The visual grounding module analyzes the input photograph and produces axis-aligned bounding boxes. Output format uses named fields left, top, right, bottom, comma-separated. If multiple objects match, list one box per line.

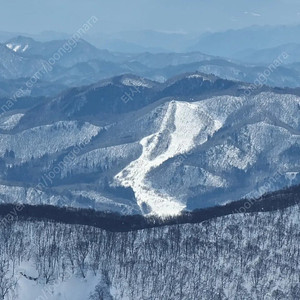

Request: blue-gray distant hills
left=1, top=34, right=300, bottom=100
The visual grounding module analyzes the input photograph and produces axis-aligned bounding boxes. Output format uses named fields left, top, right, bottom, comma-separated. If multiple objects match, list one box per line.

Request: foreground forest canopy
left=0, top=197, right=300, bottom=299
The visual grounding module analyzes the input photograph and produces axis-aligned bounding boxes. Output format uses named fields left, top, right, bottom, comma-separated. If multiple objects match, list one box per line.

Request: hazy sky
left=1, top=0, right=300, bottom=34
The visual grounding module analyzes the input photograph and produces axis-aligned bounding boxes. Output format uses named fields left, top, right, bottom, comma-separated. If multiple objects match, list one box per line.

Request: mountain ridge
left=0, top=73, right=299, bottom=216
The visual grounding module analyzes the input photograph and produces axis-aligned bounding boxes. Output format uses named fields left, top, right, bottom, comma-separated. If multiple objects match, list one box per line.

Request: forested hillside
left=1, top=198, right=300, bottom=299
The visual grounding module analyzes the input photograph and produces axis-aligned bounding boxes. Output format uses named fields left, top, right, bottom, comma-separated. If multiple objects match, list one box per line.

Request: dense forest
left=0, top=185, right=300, bottom=298
left=0, top=202, right=300, bottom=299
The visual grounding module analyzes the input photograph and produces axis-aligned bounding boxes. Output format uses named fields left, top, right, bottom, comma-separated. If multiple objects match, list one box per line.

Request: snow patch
left=0, top=113, right=24, bottom=130
left=6, top=43, right=29, bottom=53
left=121, top=77, right=151, bottom=88
left=187, top=74, right=212, bottom=81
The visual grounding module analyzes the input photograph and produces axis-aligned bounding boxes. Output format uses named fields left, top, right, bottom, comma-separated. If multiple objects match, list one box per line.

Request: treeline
left=0, top=184, right=300, bottom=232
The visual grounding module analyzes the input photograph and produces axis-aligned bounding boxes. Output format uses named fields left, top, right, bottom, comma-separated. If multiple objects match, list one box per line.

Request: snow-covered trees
left=0, top=259, right=17, bottom=300
left=0, top=203, right=300, bottom=299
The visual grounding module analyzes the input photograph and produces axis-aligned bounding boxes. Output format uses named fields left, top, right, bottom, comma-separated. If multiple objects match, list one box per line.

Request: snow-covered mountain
left=5, top=36, right=119, bottom=66
left=0, top=43, right=46, bottom=80
left=0, top=73, right=299, bottom=216
left=114, top=92, right=300, bottom=215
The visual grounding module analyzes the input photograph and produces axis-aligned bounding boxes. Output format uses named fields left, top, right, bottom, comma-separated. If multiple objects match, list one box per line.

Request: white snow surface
left=6, top=43, right=28, bottom=53
left=187, top=74, right=213, bottom=81
left=121, top=77, right=151, bottom=88
left=115, top=100, right=223, bottom=216
left=17, top=262, right=100, bottom=300
left=0, top=113, right=24, bottom=130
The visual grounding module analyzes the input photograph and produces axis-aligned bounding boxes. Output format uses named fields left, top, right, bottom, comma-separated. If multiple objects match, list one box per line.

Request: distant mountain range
left=0, top=34, right=300, bottom=100
left=234, top=43, right=300, bottom=64
left=189, top=25, right=300, bottom=56
left=2, top=25, right=300, bottom=57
